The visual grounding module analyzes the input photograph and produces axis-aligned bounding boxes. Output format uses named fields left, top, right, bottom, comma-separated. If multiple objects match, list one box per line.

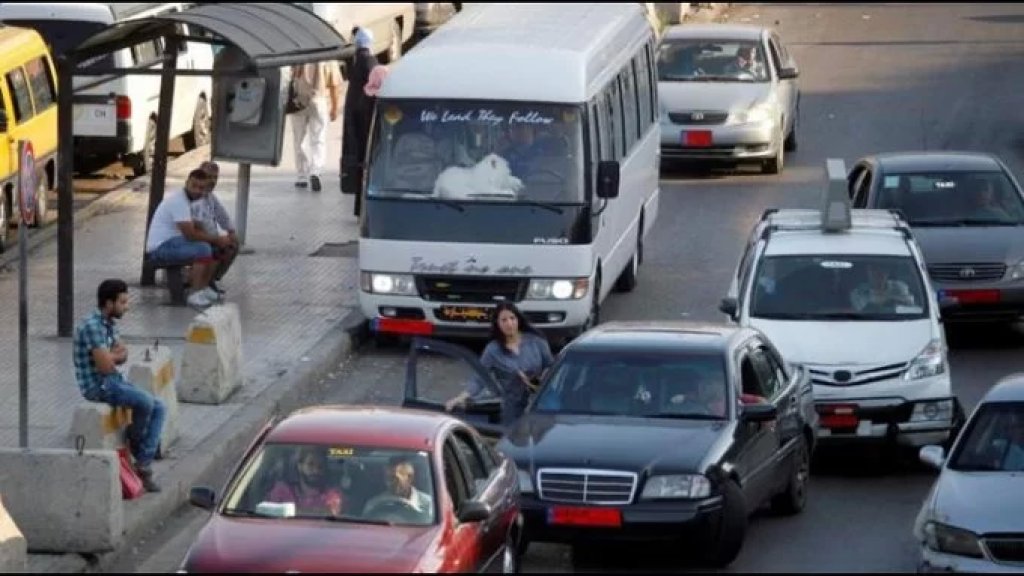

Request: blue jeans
left=97, top=373, right=166, bottom=467
left=148, top=236, right=212, bottom=263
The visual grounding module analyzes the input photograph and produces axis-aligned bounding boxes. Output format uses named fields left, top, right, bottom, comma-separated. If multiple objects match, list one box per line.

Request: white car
left=913, top=373, right=1024, bottom=573
left=720, top=160, right=964, bottom=452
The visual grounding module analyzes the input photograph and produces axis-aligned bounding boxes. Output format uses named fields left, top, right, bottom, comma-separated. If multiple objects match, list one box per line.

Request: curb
left=90, top=309, right=370, bottom=573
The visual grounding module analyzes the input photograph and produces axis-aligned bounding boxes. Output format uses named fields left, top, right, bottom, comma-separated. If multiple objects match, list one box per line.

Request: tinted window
left=3, top=20, right=115, bottom=72
left=443, top=439, right=471, bottom=512
left=633, top=53, right=653, bottom=129
left=6, top=68, right=34, bottom=123
left=25, top=57, right=55, bottom=111
left=657, top=38, right=770, bottom=82
left=749, top=348, right=780, bottom=398
left=619, top=68, right=638, bottom=150
left=750, top=254, right=929, bottom=321
left=535, top=352, right=729, bottom=419
left=451, top=429, right=489, bottom=497
left=875, top=170, right=1024, bottom=225
left=949, top=402, right=1024, bottom=472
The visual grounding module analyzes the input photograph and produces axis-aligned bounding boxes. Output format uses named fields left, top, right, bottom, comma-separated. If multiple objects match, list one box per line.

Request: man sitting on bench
left=145, top=169, right=231, bottom=309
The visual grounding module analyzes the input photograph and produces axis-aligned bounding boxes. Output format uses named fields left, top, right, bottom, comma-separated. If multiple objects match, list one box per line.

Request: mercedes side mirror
left=719, top=297, right=738, bottom=319
left=740, top=403, right=777, bottom=422
left=596, top=160, right=620, bottom=199
left=919, top=445, right=945, bottom=470
left=778, top=66, right=799, bottom=80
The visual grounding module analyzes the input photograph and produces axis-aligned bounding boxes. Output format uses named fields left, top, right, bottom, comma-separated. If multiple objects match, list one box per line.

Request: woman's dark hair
left=97, top=279, right=128, bottom=308
left=489, top=301, right=541, bottom=347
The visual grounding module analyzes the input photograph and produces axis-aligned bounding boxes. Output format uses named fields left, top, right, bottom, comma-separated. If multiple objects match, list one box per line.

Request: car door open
left=403, top=337, right=508, bottom=439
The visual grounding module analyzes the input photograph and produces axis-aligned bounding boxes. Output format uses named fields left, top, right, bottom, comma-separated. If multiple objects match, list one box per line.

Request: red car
left=179, top=406, right=523, bottom=573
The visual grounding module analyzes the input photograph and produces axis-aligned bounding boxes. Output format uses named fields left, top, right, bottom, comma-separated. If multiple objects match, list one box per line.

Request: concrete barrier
left=0, top=449, right=122, bottom=553
left=67, top=403, right=131, bottom=451
left=127, top=343, right=179, bottom=450
left=179, top=303, right=244, bottom=404
left=0, top=495, right=26, bottom=573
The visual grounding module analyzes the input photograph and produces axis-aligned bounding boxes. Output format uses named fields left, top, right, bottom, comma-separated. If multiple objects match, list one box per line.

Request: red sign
left=682, top=130, right=713, bottom=147
left=18, top=141, right=37, bottom=226
left=947, top=289, right=1000, bottom=304
left=819, top=404, right=858, bottom=429
left=548, top=506, right=622, bottom=527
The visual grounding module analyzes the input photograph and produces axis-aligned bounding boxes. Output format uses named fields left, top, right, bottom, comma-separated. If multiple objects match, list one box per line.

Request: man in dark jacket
left=341, top=27, right=379, bottom=216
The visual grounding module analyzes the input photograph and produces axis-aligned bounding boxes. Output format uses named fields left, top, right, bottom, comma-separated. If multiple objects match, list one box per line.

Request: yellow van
left=0, top=25, right=58, bottom=251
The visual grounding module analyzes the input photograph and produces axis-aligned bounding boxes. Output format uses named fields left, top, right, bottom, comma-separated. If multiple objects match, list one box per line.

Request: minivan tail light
left=115, top=96, right=131, bottom=120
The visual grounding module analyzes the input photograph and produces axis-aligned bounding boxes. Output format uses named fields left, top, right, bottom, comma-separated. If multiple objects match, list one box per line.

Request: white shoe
left=202, top=287, right=223, bottom=302
left=187, top=291, right=213, bottom=309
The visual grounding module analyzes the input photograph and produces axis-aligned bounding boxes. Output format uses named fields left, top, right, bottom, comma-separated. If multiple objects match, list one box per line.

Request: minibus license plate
left=438, top=306, right=491, bottom=323
left=683, top=130, right=712, bottom=147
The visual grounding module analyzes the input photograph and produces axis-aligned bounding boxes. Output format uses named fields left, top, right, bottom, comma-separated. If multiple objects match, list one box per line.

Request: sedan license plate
left=437, top=305, right=491, bottom=323
left=547, top=506, right=622, bottom=527
left=820, top=404, right=858, bottom=430
left=682, top=130, right=713, bottom=147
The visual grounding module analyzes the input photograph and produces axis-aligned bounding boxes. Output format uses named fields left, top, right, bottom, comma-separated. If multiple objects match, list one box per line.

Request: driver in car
left=850, top=264, right=915, bottom=312
left=363, top=456, right=433, bottom=521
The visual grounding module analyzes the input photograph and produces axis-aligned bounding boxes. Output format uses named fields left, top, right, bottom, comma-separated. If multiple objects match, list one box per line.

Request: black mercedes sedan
left=846, top=151, right=1024, bottom=323
left=402, top=322, right=819, bottom=568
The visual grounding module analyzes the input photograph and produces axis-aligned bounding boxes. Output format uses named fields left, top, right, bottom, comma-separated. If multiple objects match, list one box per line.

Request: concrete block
left=0, top=449, right=122, bottom=553
left=0, top=495, right=26, bottom=573
left=68, top=403, right=132, bottom=451
left=127, top=343, right=179, bottom=449
left=179, top=303, right=244, bottom=405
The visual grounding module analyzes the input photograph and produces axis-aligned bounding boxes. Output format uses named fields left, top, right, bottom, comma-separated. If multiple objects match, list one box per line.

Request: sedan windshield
left=534, top=353, right=729, bottom=419
left=367, top=99, right=585, bottom=204
left=221, top=443, right=437, bottom=526
left=875, top=171, right=1024, bottom=226
left=750, top=254, right=930, bottom=321
left=657, top=38, right=770, bottom=82
left=949, top=402, right=1024, bottom=472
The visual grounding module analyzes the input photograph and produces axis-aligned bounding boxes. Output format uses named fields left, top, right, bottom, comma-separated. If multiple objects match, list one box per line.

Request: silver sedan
left=656, top=24, right=800, bottom=174
left=913, top=374, right=1024, bottom=573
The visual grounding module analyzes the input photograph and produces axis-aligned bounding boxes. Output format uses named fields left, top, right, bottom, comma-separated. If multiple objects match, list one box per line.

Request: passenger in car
left=850, top=263, right=916, bottom=312
left=265, top=446, right=344, bottom=517
left=965, top=178, right=1012, bottom=221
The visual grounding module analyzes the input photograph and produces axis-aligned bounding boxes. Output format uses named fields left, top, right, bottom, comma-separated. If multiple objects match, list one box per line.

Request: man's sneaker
left=310, top=175, right=322, bottom=192
left=202, top=287, right=223, bottom=302
left=134, top=464, right=162, bottom=493
left=209, top=280, right=226, bottom=295
left=295, top=179, right=308, bottom=189
left=187, top=291, right=213, bottom=309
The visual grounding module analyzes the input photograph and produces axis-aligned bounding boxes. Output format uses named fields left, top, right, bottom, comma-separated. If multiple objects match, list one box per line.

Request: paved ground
left=5, top=93, right=365, bottom=570
left=114, top=2, right=1024, bottom=573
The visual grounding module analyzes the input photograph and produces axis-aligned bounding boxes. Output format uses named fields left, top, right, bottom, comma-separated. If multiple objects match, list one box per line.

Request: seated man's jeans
left=148, top=236, right=213, bottom=263
left=89, top=373, right=166, bottom=467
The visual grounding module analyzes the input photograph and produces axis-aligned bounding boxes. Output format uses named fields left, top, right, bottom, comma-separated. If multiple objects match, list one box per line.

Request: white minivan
left=0, top=3, right=215, bottom=176
left=357, top=3, right=661, bottom=346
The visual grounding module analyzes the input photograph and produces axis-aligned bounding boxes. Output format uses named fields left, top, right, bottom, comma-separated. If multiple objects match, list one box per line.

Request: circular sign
left=18, top=141, right=37, bottom=226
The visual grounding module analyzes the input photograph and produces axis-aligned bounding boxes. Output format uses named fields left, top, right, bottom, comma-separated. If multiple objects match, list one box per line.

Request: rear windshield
left=2, top=19, right=115, bottom=71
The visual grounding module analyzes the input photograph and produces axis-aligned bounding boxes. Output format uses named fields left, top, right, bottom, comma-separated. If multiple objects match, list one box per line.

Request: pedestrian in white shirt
left=290, top=58, right=342, bottom=192
left=146, top=169, right=231, bottom=308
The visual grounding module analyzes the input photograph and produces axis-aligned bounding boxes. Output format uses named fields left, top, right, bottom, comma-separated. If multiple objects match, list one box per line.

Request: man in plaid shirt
left=73, top=279, right=164, bottom=493
left=191, top=161, right=238, bottom=296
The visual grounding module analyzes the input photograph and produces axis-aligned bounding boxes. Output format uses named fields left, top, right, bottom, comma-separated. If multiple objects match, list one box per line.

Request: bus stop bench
left=142, top=256, right=191, bottom=305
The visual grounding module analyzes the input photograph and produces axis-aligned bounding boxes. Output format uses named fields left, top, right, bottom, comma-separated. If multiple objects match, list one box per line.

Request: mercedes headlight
left=640, top=474, right=711, bottom=500
left=730, top=102, right=775, bottom=125
left=923, top=522, right=984, bottom=559
left=1009, top=259, right=1024, bottom=281
left=517, top=469, right=534, bottom=494
left=904, top=339, right=947, bottom=381
left=527, top=278, right=589, bottom=300
left=360, top=272, right=417, bottom=296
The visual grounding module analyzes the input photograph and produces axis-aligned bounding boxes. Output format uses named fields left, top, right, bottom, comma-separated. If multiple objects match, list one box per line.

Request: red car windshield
left=221, top=443, right=438, bottom=526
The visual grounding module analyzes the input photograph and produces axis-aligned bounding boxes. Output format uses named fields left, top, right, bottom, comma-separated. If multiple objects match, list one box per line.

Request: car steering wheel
left=363, top=497, right=423, bottom=523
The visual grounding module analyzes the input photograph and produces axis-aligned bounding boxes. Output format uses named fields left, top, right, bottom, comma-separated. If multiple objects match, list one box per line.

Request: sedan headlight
left=923, top=522, right=985, bottom=559
left=640, top=474, right=711, bottom=500
left=517, top=469, right=534, bottom=494
left=904, top=339, right=947, bottom=381
left=360, top=272, right=417, bottom=296
left=730, top=102, right=775, bottom=125
left=1009, top=259, right=1024, bottom=281
left=527, top=278, right=589, bottom=300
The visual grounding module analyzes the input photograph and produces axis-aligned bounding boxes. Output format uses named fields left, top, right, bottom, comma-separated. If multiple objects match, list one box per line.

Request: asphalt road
left=122, top=3, right=1024, bottom=573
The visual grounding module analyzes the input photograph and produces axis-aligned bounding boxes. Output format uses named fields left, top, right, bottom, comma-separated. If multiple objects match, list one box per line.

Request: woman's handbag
left=285, top=78, right=307, bottom=115
left=118, top=447, right=145, bottom=500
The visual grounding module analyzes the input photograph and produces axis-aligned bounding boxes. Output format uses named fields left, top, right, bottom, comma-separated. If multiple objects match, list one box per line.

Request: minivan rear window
left=1, top=19, right=115, bottom=71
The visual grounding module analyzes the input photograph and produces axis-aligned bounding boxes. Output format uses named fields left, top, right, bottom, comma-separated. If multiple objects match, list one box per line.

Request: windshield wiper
left=912, top=218, right=1021, bottom=227
left=221, top=509, right=274, bottom=518
left=318, top=515, right=395, bottom=526
left=646, top=413, right=724, bottom=420
left=516, top=200, right=565, bottom=214
left=949, top=463, right=1003, bottom=472
left=751, top=312, right=820, bottom=320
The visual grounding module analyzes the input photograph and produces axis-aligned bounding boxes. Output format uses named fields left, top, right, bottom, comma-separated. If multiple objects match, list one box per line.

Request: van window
left=25, top=57, right=55, bottom=112
left=606, top=82, right=624, bottom=160
left=634, top=52, right=653, bottom=131
left=619, top=67, right=638, bottom=151
left=132, top=39, right=164, bottom=66
left=6, top=68, right=35, bottom=123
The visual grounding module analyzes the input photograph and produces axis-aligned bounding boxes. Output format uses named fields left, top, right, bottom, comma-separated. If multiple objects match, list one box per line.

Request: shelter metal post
left=140, top=38, right=180, bottom=286
left=235, top=162, right=251, bottom=247
left=57, top=56, right=76, bottom=338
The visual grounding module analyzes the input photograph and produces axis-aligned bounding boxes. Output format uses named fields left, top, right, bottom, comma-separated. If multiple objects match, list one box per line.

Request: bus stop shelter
left=55, top=3, right=351, bottom=336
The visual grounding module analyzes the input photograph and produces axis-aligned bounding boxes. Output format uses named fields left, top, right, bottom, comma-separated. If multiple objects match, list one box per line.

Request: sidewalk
left=0, top=111, right=366, bottom=571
